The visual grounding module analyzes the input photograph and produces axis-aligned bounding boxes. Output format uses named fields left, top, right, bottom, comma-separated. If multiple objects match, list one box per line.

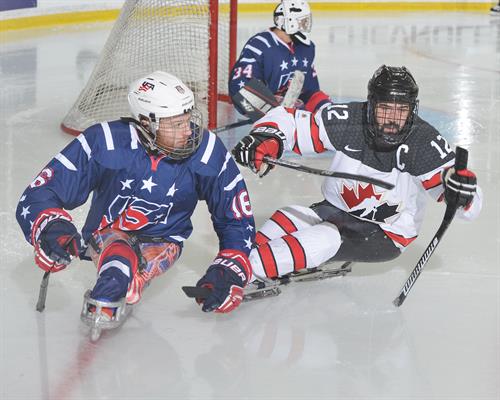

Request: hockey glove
left=442, top=167, right=477, bottom=209
left=196, top=250, right=252, bottom=313
left=232, top=125, right=286, bottom=177
left=31, top=208, right=83, bottom=272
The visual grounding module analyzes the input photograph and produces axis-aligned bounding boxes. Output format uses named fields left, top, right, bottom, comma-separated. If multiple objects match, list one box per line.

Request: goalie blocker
left=232, top=78, right=281, bottom=122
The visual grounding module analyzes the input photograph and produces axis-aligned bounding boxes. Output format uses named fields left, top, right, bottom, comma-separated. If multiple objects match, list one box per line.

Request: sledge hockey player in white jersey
left=232, top=65, right=482, bottom=281
left=16, top=71, right=255, bottom=338
left=228, top=0, right=330, bottom=122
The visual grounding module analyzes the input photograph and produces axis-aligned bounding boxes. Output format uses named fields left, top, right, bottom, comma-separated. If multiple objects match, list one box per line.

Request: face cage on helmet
left=296, top=14, right=312, bottom=33
left=366, top=99, right=419, bottom=150
left=137, top=109, right=204, bottom=160
left=274, top=4, right=312, bottom=35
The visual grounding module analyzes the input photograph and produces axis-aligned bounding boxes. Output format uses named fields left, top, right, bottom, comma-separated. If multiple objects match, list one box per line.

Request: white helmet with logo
left=273, top=0, right=312, bottom=45
left=127, top=71, right=203, bottom=159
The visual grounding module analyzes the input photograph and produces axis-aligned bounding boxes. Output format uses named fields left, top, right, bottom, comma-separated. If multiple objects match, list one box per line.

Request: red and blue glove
left=31, top=208, right=83, bottom=272
left=442, top=167, right=477, bottom=209
left=196, top=250, right=252, bottom=313
left=231, top=125, right=286, bottom=177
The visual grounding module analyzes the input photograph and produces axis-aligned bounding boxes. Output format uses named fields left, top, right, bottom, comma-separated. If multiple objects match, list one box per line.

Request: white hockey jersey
left=255, top=102, right=482, bottom=250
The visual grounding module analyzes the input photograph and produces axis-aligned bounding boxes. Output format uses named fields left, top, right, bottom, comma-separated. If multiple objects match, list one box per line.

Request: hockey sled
left=80, top=290, right=132, bottom=341
left=183, top=261, right=353, bottom=302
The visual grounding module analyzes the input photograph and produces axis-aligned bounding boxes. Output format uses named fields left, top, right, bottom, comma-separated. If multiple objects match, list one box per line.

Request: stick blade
left=392, top=294, right=405, bottom=308
left=182, top=286, right=211, bottom=300
left=454, top=146, right=468, bottom=170
left=36, top=272, right=50, bottom=313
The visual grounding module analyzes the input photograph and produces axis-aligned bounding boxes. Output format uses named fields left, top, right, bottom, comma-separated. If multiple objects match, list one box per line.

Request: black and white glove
left=196, top=250, right=252, bottom=313
left=232, top=125, right=286, bottom=177
left=442, top=167, right=477, bottom=209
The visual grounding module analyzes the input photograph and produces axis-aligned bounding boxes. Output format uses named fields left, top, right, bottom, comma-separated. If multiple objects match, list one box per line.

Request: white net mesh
left=62, top=0, right=233, bottom=133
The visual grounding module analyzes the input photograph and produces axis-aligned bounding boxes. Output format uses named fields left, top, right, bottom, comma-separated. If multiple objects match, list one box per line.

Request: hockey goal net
left=61, top=0, right=237, bottom=135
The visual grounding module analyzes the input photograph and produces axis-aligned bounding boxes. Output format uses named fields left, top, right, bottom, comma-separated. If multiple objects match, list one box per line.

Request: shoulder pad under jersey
left=81, top=120, right=143, bottom=170
left=189, top=130, right=230, bottom=176
left=400, top=117, right=455, bottom=175
left=240, top=33, right=270, bottom=58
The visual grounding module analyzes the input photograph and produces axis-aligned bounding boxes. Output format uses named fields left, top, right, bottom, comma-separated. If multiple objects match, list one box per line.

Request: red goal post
left=61, top=0, right=237, bottom=135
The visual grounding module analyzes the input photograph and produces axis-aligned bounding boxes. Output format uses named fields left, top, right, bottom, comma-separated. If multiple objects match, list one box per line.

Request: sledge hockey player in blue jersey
left=16, top=71, right=255, bottom=337
left=228, top=0, right=330, bottom=121
left=232, top=65, right=482, bottom=283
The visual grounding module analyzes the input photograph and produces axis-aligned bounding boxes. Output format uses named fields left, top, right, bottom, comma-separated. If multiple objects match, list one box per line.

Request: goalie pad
left=231, top=78, right=280, bottom=121
left=282, top=70, right=305, bottom=107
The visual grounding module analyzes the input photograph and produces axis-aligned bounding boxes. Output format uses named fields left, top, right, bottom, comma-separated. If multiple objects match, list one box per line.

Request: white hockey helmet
left=273, top=0, right=312, bottom=44
left=127, top=71, right=203, bottom=159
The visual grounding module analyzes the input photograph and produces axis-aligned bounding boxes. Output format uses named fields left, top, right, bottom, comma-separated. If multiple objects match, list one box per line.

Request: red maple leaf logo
left=341, top=183, right=382, bottom=209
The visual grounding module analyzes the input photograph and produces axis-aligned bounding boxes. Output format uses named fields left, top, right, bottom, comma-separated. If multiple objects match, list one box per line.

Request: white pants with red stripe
left=249, top=205, right=341, bottom=281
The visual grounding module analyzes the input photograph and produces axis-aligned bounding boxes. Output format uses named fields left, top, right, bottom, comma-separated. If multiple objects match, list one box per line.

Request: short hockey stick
left=213, top=118, right=253, bottom=134
left=182, top=262, right=353, bottom=302
left=263, top=156, right=395, bottom=190
left=182, top=286, right=211, bottom=299
left=392, top=146, right=468, bottom=307
left=35, top=233, right=80, bottom=313
left=36, top=271, right=51, bottom=312
left=214, top=71, right=305, bottom=134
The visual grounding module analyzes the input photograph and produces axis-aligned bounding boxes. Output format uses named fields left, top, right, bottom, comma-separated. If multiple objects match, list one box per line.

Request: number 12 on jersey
left=326, top=104, right=349, bottom=120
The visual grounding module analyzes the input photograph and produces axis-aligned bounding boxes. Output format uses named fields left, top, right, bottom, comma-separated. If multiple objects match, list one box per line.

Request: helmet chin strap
left=148, top=112, right=160, bottom=136
left=120, top=116, right=162, bottom=156
left=292, top=31, right=311, bottom=45
left=138, top=122, right=162, bottom=155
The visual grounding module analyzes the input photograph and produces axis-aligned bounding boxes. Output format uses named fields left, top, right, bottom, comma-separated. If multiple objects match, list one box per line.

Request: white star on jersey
left=280, top=60, right=288, bottom=71
left=121, top=179, right=134, bottom=190
left=238, top=80, right=245, bottom=89
left=244, top=237, right=253, bottom=249
left=19, top=195, right=26, bottom=202
left=302, top=58, right=309, bottom=67
left=141, top=176, right=157, bottom=193
left=20, top=206, right=30, bottom=219
left=291, top=57, right=298, bottom=67
left=166, top=183, right=178, bottom=197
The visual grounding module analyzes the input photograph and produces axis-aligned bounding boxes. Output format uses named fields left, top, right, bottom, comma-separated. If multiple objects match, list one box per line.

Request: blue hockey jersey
left=16, top=120, right=255, bottom=256
left=228, top=29, right=321, bottom=110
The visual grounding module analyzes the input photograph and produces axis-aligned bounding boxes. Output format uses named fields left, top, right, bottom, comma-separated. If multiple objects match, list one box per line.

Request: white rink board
left=0, top=0, right=492, bottom=20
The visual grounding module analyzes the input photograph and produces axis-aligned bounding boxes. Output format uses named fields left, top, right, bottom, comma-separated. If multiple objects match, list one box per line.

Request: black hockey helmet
left=366, top=65, right=419, bottom=151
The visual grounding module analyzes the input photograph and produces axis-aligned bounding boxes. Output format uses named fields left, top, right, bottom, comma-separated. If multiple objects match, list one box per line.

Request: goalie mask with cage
left=273, top=0, right=312, bottom=45
left=127, top=71, right=203, bottom=160
left=365, top=65, right=419, bottom=151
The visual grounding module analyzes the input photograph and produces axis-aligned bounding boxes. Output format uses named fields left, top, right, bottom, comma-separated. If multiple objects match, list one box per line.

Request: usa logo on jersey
left=99, top=195, right=173, bottom=231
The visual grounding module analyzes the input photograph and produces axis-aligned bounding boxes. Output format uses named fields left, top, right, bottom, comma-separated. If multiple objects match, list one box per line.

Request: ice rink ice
left=1, top=11, right=499, bottom=400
